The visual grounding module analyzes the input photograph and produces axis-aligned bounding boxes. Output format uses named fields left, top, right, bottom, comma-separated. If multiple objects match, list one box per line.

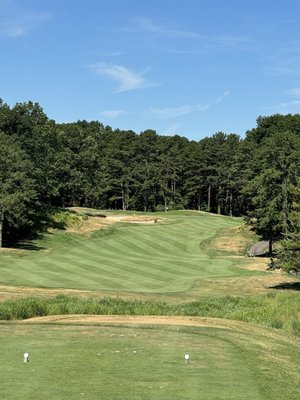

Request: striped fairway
left=0, top=213, right=255, bottom=292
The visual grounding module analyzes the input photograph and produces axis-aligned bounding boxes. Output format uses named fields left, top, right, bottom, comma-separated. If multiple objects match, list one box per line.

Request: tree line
left=1, top=99, right=300, bottom=272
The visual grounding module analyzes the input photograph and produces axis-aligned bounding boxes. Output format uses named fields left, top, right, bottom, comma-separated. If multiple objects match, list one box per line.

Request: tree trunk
left=282, top=177, right=288, bottom=237
left=207, top=183, right=211, bottom=212
left=0, top=205, right=4, bottom=248
left=229, top=190, right=233, bottom=217
left=268, top=238, right=273, bottom=257
left=217, top=185, right=221, bottom=215
left=197, top=190, right=201, bottom=211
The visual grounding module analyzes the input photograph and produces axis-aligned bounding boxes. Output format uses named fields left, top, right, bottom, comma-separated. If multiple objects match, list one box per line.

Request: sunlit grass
left=0, top=212, right=257, bottom=293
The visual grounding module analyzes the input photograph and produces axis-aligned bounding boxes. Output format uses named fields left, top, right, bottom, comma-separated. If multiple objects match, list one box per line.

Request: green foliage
left=275, top=233, right=300, bottom=272
left=1, top=292, right=299, bottom=336
left=0, top=132, right=37, bottom=246
left=51, top=210, right=81, bottom=229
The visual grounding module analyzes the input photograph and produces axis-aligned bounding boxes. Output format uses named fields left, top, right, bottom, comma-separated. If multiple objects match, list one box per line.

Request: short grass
left=1, top=210, right=300, bottom=399
left=1, top=320, right=299, bottom=400
left=0, top=211, right=265, bottom=293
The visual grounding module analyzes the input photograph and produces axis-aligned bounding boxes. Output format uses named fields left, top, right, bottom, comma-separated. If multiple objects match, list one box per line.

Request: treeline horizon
left=1, top=98, right=300, bottom=270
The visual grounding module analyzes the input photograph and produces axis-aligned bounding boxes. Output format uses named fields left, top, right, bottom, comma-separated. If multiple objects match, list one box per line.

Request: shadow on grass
left=269, top=281, right=300, bottom=291
left=14, top=241, right=46, bottom=251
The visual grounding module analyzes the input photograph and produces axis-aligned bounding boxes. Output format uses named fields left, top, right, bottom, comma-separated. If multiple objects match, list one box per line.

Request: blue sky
left=1, top=0, right=300, bottom=140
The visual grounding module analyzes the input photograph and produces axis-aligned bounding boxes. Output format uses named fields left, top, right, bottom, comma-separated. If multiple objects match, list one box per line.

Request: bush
left=270, top=320, right=284, bottom=329
left=155, top=204, right=166, bottom=212
left=52, top=211, right=80, bottom=229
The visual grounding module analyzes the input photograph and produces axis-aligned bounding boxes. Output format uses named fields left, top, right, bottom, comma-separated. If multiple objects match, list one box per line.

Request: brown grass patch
left=20, top=315, right=297, bottom=344
left=20, top=314, right=244, bottom=330
left=187, top=274, right=299, bottom=298
left=206, top=225, right=254, bottom=254
left=66, top=214, right=163, bottom=234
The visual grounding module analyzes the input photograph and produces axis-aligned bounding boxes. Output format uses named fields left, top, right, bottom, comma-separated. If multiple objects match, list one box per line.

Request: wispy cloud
left=126, top=17, right=252, bottom=54
left=260, top=100, right=300, bottom=112
left=285, top=87, right=300, bottom=96
left=89, top=62, right=159, bottom=93
left=95, top=51, right=125, bottom=57
left=163, top=123, right=181, bottom=136
left=0, top=7, right=51, bottom=37
left=148, top=91, right=230, bottom=119
left=267, top=66, right=300, bottom=77
left=215, top=90, right=230, bottom=103
left=148, top=105, right=194, bottom=119
left=260, top=86, right=300, bottom=113
left=136, top=17, right=200, bottom=39
left=99, top=110, right=129, bottom=119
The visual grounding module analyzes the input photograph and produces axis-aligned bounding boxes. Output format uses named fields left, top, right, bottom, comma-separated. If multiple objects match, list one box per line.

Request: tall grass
left=1, top=291, right=299, bottom=335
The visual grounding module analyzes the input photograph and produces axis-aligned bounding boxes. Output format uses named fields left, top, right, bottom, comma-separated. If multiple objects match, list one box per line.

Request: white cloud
left=99, top=110, right=128, bottom=119
left=215, top=90, right=230, bottom=102
left=96, top=51, right=125, bottom=57
left=260, top=100, right=300, bottom=112
left=285, top=87, right=300, bottom=96
left=147, top=91, right=230, bottom=119
left=0, top=10, right=51, bottom=37
left=163, top=123, right=181, bottom=136
left=136, top=17, right=199, bottom=39
left=148, top=105, right=194, bottom=119
left=89, top=63, right=159, bottom=93
left=260, top=86, right=300, bottom=112
left=275, top=100, right=300, bottom=108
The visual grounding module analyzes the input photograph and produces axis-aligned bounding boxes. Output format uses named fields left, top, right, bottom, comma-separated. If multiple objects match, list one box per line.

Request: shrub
left=270, top=320, right=284, bottom=329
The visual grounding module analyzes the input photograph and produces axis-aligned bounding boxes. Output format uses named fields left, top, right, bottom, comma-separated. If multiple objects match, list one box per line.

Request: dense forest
left=1, top=99, right=300, bottom=272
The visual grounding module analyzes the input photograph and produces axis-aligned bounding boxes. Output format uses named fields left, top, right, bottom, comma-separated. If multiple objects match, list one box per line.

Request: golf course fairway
left=0, top=212, right=256, bottom=293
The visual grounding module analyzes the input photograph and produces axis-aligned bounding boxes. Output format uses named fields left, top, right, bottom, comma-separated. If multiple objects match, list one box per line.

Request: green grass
left=1, top=291, right=300, bottom=335
left=0, top=321, right=299, bottom=400
left=0, top=212, right=260, bottom=293
left=1, top=210, right=300, bottom=399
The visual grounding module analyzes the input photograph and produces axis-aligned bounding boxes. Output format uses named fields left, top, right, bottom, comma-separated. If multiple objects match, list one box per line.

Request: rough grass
left=1, top=291, right=300, bottom=335
left=0, top=320, right=299, bottom=400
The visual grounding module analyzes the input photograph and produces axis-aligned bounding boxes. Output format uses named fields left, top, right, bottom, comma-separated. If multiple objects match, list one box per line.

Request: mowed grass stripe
left=0, top=212, right=246, bottom=292
left=60, top=238, right=233, bottom=282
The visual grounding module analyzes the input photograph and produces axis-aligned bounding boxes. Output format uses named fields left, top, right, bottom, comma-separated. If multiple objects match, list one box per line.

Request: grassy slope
left=1, top=211, right=299, bottom=399
left=1, top=321, right=299, bottom=400
left=0, top=212, right=259, bottom=293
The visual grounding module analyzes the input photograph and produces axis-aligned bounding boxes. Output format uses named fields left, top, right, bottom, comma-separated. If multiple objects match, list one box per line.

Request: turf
left=0, top=212, right=260, bottom=293
left=1, top=320, right=299, bottom=400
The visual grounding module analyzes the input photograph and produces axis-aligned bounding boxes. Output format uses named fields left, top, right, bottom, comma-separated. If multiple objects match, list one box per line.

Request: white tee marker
left=23, top=352, right=29, bottom=363
left=184, top=353, right=190, bottom=364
